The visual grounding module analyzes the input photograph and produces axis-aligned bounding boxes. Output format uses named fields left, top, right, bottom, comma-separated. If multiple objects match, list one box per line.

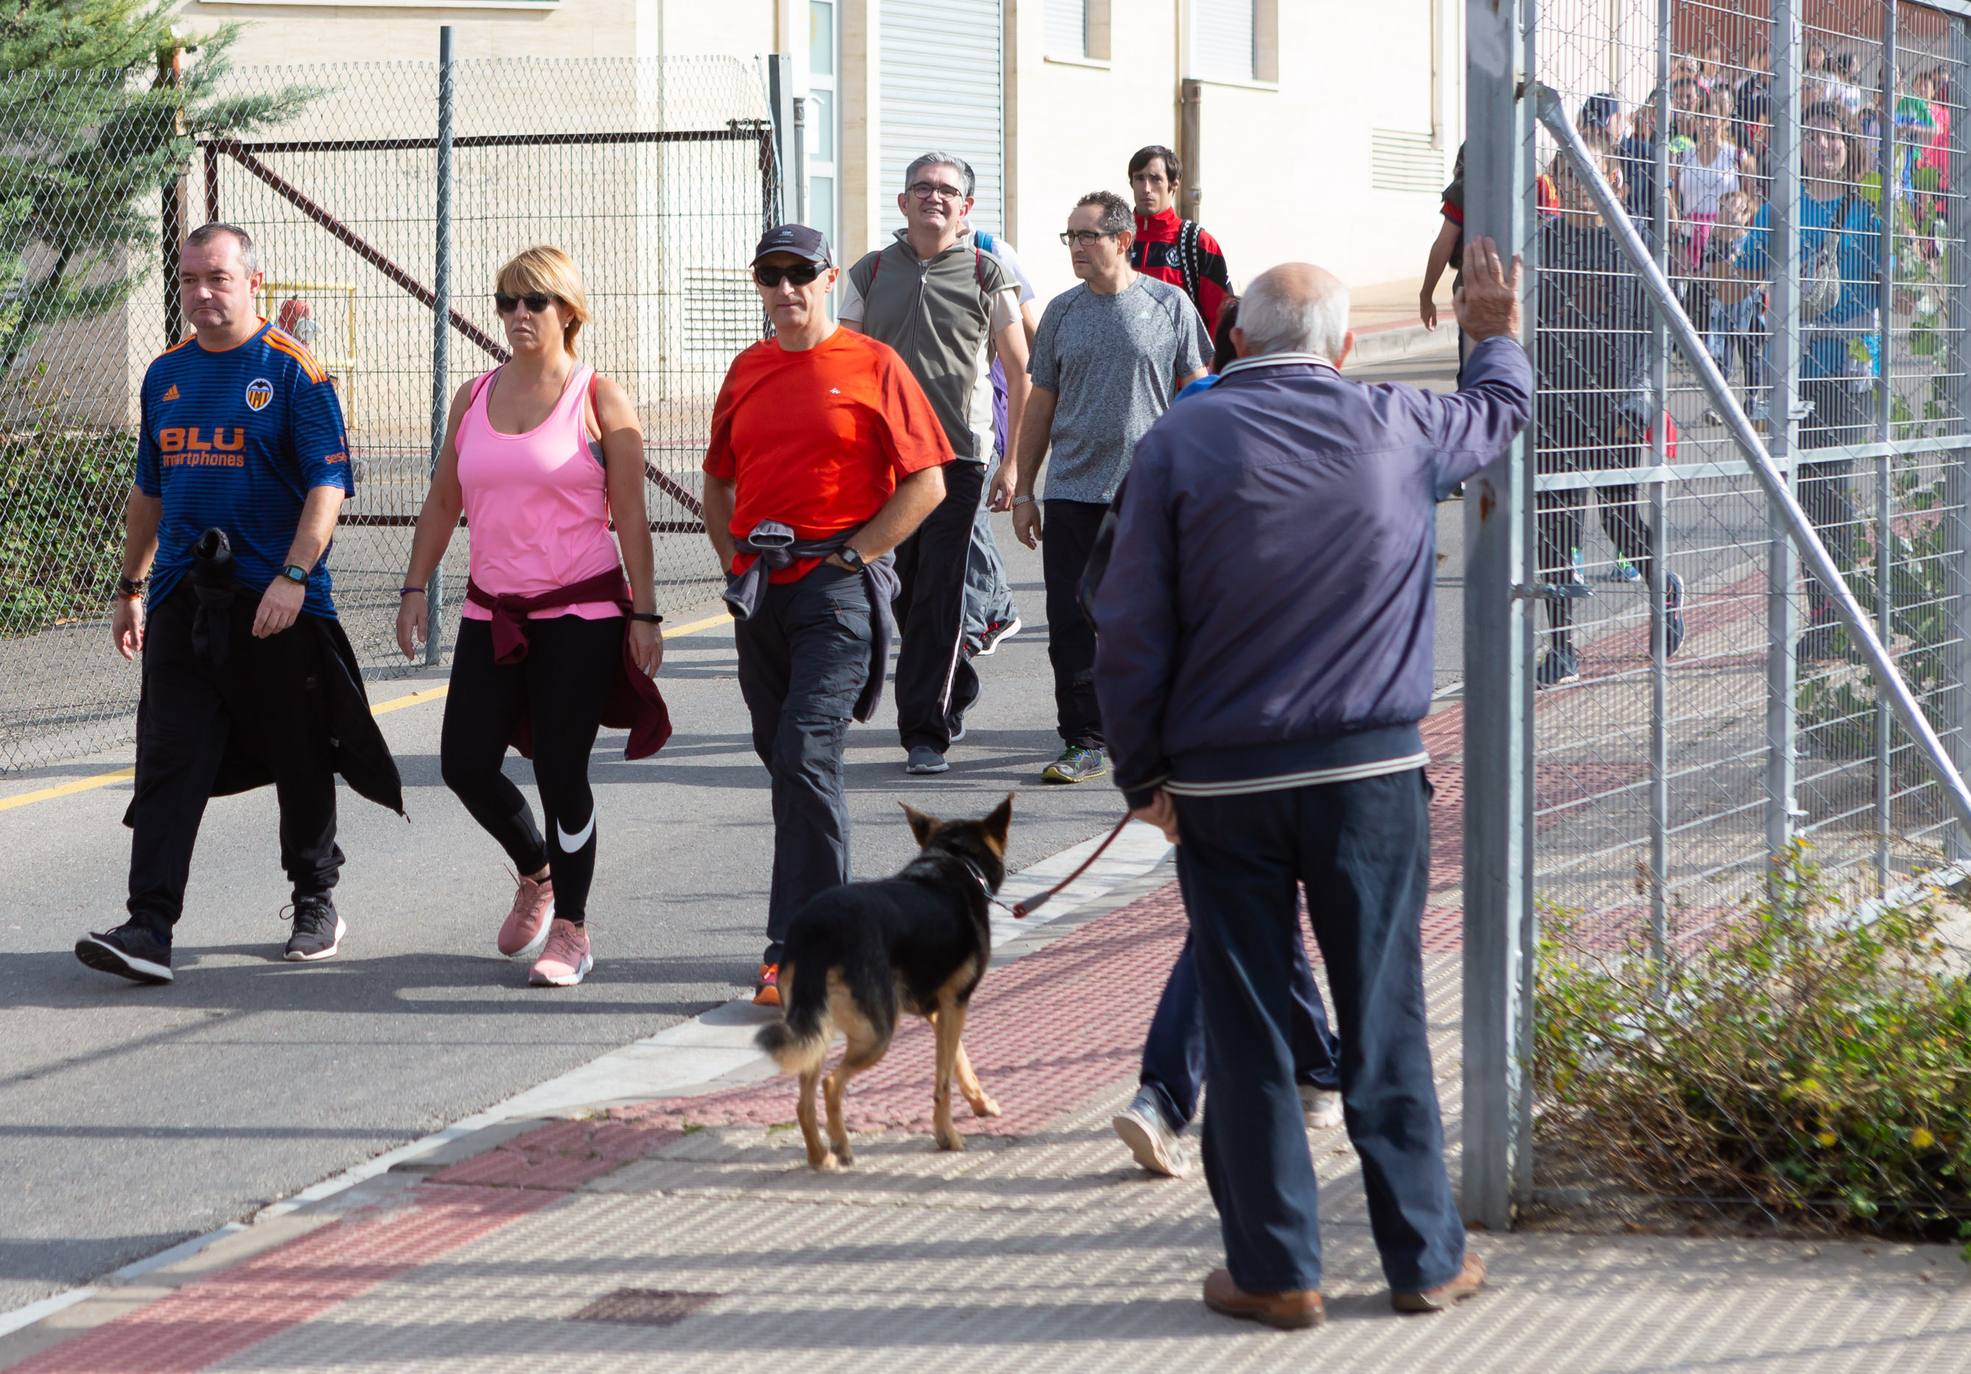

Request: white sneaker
left=1300, top=1085, right=1344, bottom=1131
left=1112, top=1087, right=1188, bottom=1178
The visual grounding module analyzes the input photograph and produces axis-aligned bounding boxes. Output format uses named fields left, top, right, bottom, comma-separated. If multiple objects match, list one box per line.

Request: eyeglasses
left=495, top=292, right=555, bottom=314
left=908, top=180, right=966, bottom=202
left=1059, top=230, right=1114, bottom=246
left=754, top=262, right=823, bottom=288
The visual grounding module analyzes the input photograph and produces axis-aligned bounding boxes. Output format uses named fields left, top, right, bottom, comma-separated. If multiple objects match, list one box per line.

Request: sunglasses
left=494, top=291, right=556, bottom=314
left=754, top=262, right=823, bottom=288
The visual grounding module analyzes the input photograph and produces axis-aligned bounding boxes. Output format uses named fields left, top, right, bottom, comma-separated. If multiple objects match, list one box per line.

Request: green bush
left=0, top=421, right=134, bottom=634
left=1535, top=843, right=1971, bottom=1260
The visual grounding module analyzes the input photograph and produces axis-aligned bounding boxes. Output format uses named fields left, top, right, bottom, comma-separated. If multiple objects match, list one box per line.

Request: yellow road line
left=665, top=610, right=733, bottom=637
left=369, top=684, right=449, bottom=717
left=0, top=608, right=734, bottom=813
left=0, top=769, right=138, bottom=813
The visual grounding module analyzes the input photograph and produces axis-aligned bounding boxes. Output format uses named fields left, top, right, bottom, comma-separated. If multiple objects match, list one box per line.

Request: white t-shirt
left=979, top=233, right=1037, bottom=305
left=1676, top=142, right=1740, bottom=218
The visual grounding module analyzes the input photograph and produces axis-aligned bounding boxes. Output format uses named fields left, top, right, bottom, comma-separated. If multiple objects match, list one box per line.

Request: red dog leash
left=1008, top=815, right=1135, bottom=920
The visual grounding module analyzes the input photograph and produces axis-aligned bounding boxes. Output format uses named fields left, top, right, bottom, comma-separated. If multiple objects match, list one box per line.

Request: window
left=1048, top=0, right=1088, bottom=58
left=1047, top=0, right=1110, bottom=62
left=1189, top=0, right=1265, bottom=84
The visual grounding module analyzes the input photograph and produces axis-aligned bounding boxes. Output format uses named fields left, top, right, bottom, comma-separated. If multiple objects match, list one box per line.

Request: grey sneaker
left=75, top=921, right=173, bottom=985
left=975, top=615, right=1021, bottom=657
left=282, top=897, right=346, bottom=962
left=905, top=745, right=949, bottom=775
left=1300, top=1085, right=1344, bottom=1130
left=1112, top=1087, right=1188, bottom=1178
left=1041, top=745, right=1107, bottom=784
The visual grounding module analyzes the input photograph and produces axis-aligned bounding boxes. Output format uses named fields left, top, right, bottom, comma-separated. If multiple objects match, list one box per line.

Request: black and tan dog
left=755, top=796, right=1011, bottom=1170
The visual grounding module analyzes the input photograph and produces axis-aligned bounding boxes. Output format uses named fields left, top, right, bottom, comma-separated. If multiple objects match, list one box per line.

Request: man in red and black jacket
left=1127, top=144, right=1233, bottom=340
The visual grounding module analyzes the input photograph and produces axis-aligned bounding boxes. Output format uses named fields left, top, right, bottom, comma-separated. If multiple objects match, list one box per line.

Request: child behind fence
left=1704, top=189, right=1764, bottom=405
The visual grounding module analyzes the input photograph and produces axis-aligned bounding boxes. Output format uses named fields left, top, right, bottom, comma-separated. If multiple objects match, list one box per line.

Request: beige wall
left=1002, top=0, right=1466, bottom=306
left=180, top=0, right=645, bottom=61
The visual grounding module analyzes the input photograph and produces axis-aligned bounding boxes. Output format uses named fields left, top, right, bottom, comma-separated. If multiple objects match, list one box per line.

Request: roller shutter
left=879, top=0, right=1005, bottom=236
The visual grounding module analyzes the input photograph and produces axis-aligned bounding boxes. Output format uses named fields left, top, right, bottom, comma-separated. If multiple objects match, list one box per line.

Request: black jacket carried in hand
left=123, top=529, right=403, bottom=825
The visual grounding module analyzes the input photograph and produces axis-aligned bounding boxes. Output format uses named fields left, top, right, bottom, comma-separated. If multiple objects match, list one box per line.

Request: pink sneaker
left=528, top=918, right=592, bottom=987
left=497, top=873, right=554, bottom=958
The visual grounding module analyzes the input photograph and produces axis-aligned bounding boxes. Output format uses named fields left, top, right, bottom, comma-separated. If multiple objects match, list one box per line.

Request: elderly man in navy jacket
left=1091, top=238, right=1530, bottom=1329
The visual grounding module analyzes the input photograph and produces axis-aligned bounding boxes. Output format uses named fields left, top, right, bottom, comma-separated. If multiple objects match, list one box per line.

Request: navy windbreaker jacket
left=1090, top=335, right=1533, bottom=806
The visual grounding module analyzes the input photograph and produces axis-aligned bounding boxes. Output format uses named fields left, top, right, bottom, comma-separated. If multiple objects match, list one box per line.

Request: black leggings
left=440, top=615, right=622, bottom=923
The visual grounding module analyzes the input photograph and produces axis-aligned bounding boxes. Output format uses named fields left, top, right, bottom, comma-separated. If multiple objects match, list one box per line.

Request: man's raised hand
left=1453, top=235, right=1524, bottom=342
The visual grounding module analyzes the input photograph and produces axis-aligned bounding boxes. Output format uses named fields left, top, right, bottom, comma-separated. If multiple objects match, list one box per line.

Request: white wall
left=1005, top=0, right=1466, bottom=306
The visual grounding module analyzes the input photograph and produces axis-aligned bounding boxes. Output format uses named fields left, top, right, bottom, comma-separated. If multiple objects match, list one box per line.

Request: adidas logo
left=161, top=384, right=180, bottom=402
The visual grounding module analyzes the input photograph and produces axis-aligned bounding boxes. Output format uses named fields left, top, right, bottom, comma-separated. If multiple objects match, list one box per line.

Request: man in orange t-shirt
left=703, top=223, right=949, bottom=1005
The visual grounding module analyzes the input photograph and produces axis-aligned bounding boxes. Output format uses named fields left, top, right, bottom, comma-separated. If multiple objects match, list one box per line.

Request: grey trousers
left=961, top=455, right=1020, bottom=647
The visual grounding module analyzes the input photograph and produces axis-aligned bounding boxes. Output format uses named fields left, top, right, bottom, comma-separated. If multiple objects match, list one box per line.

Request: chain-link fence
left=0, top=52, right=780, bottom=772
left=1465, top=0, right=1971, bottom=1229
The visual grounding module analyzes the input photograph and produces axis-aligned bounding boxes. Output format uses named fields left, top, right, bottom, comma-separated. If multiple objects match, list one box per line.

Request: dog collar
left=955, top=856, right=1018, bottom=917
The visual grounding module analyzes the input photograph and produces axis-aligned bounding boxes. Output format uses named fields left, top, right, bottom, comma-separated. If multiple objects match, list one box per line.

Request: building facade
left=183, top=0, right=1462, bottom=301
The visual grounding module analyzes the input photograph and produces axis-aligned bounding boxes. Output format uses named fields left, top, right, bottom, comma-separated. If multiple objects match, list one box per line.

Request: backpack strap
left=585, top=367, right=607, bottom=468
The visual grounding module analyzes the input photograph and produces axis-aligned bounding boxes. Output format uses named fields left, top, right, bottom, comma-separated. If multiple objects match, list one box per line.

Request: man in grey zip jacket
left=841, top=153, right=1028, bottom=776
left=1089, top=241, right=1530, bottom=1326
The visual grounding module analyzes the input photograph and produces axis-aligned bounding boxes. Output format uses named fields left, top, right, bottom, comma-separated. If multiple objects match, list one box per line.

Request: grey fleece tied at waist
left=721, top=519, right=898, bottom=723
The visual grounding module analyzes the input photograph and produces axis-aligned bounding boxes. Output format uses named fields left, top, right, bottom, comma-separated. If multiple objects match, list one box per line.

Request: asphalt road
left=0, top=340, right=1471, bottom=1318
left=0, top=544, right=1133, bottom=1317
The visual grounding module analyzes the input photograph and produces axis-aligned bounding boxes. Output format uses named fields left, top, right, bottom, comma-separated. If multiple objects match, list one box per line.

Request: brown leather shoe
left=1391, top=1250, right=1486, bottom=1313
left=1202, top=1268, right=1326, bottom=1330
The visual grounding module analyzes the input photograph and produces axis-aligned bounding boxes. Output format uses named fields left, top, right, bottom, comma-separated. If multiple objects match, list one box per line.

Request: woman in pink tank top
left=397, top=246, right=665, bottom=989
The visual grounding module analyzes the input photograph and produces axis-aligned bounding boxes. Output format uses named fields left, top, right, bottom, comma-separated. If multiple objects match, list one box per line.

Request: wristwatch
left=280, top=564, right=309, bottom=585
left=837, top=545, right=865, bottom=570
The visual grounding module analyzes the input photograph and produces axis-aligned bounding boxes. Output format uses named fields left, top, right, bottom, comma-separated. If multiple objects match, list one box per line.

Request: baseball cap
left=751, top=223, right=832, bottom=267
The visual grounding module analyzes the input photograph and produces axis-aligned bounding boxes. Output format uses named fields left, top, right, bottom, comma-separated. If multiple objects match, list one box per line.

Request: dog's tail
left=754, top=963, right=829, bottom=1074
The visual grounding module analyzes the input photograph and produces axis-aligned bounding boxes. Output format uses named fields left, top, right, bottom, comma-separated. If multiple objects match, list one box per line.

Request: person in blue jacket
left=1091, top=240, right=1530, bottom=1328
left=1110, top=293, right=1345, bottom=1183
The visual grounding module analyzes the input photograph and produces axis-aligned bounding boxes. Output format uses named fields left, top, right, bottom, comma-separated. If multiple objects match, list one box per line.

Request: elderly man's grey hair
left=903, top=152, right=976, bottom=199
left=1237, top=264, right=1350, bottom=361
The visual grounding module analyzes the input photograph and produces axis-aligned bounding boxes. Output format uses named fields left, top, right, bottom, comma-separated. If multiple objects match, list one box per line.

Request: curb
left=1349, top=320, right=1458, bottom=369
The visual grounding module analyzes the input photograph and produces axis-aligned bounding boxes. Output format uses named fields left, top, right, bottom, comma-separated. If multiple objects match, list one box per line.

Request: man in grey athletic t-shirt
left=1010, top=189, right=1210, bottom=785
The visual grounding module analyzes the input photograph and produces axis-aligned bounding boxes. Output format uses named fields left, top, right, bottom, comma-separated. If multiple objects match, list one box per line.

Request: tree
left=0, top=1, right=312, bottom=384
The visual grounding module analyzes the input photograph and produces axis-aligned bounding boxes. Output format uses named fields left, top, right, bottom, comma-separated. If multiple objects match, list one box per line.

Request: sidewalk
left=1348, top=275, right=1457, bottom=370
left=5, top=857, right=1966, bottom=1372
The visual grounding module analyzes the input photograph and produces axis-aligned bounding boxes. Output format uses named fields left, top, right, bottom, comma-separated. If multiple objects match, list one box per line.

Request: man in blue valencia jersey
left=76, top=224, right=401, bottom=985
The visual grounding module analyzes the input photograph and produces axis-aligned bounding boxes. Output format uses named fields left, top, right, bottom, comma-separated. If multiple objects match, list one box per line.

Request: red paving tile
left=618, top=885, right=1194, bottom=1141
left=430, top=1118, right=682, bottom=1190
left=10, top=1186, right=552, bottom=1374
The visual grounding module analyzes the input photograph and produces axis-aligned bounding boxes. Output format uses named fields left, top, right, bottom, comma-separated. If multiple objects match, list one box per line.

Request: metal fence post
left=1647, top=0, right=1673, bottom=981
left=1766, top=0, right=1805, bottom=876
left=1460, top=0, right=1534, bottom=1231
left=424, top=26, right=455, bottom=667
left=1876, top=0, right=1900, bottom=890
left=158, top=44, right=188, bottom=348
left=1948, top=14, right=1971, bottom=867
left=767, top=53, right=795, bottom=223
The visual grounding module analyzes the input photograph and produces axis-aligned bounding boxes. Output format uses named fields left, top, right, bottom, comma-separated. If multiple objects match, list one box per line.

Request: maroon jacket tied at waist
left=464, top=567, right=673, bottom=761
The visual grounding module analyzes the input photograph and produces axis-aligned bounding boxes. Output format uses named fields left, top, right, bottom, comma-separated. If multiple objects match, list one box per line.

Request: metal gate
left=1461, top=0, right=1971, bottom=1223
left=0, top=52, right=782, bottom=772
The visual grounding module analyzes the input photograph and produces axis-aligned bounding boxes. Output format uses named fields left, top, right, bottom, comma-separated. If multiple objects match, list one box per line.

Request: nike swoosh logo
left=556, top=811, right=596, bottom=852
